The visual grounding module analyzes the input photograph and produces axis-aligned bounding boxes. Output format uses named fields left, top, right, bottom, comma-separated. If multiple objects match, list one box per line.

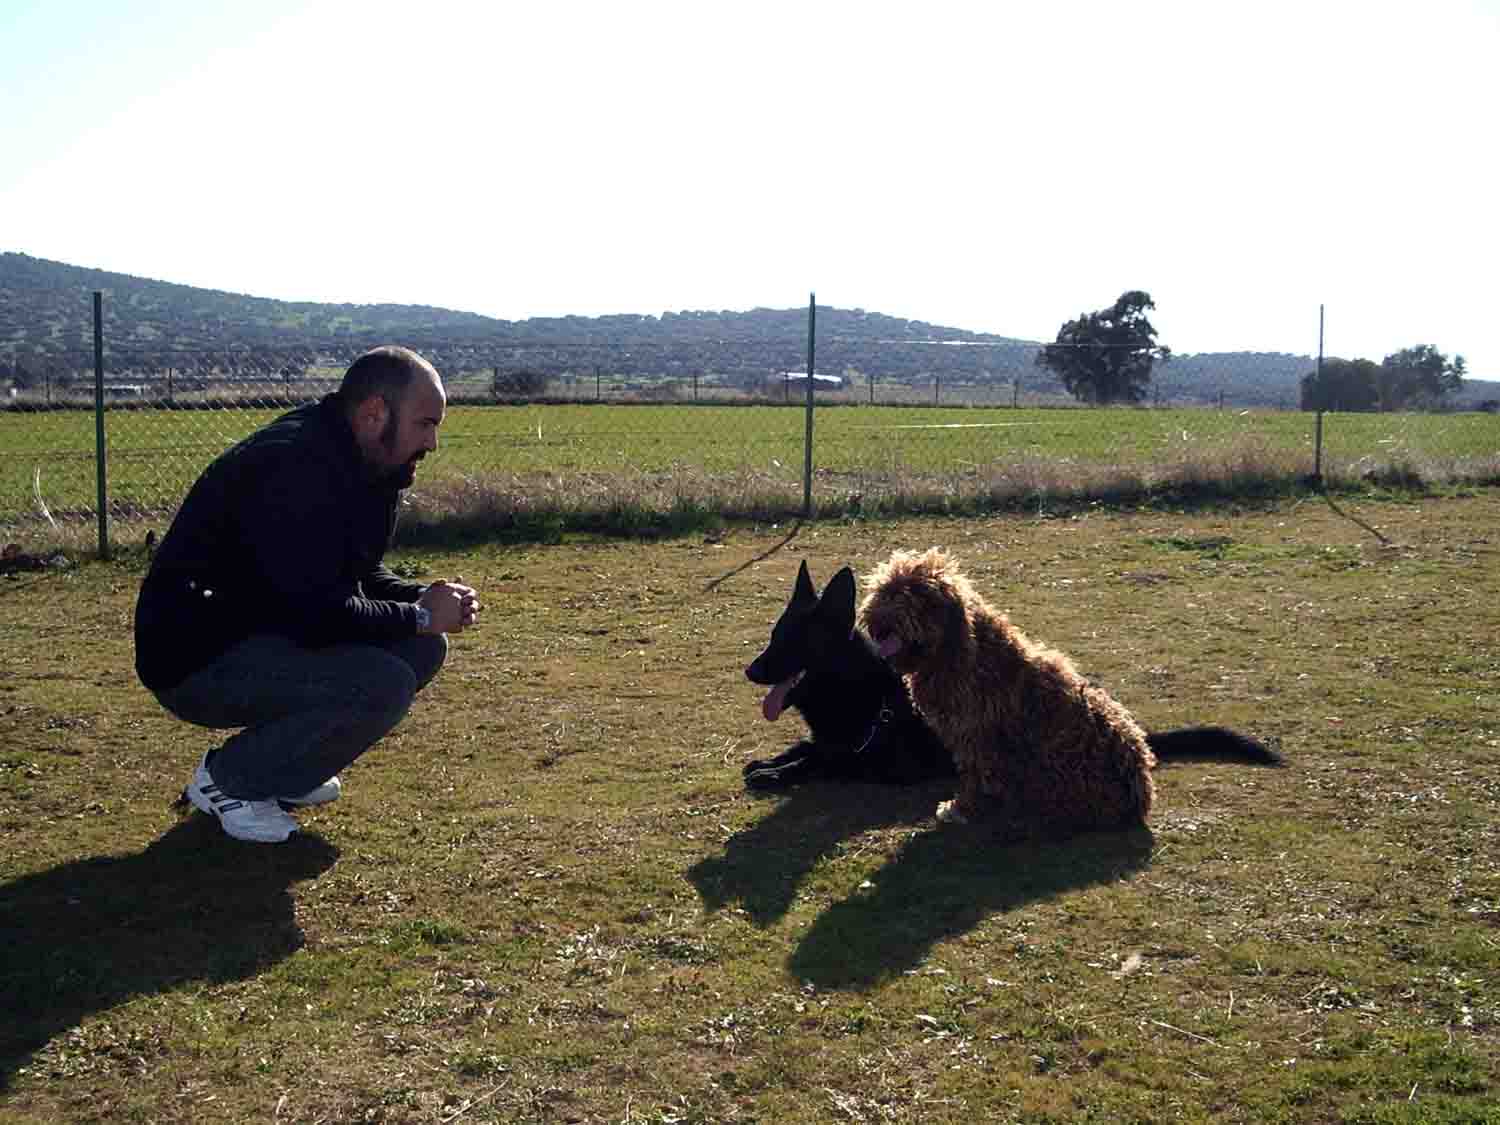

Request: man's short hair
left=338, top=346, right=436, bottom=411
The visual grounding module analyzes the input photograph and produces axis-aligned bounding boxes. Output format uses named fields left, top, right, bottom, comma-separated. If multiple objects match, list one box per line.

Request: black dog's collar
left=851, top=698, right=899, bottom=755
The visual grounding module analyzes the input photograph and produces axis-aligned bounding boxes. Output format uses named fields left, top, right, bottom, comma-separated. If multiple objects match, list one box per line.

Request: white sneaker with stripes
left=185, top=755, right=299, bottom=843
left=279, top=776, right=341, bottom=807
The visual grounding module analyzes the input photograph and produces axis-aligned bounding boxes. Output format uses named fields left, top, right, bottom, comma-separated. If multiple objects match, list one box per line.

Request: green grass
left=3, top=403, right=1498, bottom=531
left=2, top=493, right=1498, bottom=1121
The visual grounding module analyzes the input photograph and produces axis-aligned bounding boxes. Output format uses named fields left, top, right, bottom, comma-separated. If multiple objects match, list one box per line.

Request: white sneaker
left=280, top=776, right=341, bottom=807
left=185, top=755, right=299, bottom=843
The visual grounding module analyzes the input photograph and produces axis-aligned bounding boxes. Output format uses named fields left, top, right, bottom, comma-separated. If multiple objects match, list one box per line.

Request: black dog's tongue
left=762, top=677, right=794, bottom=722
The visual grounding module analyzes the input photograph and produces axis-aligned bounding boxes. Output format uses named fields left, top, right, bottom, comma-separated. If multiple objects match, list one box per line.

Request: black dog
left=743, top=561, right=954, bottom=789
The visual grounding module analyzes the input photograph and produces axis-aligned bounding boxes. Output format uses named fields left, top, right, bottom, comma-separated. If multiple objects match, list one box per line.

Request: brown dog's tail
left=1147, top=726, right=1284, bottom=766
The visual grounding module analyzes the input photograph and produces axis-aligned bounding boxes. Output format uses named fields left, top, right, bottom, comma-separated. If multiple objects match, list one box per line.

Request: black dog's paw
left=744, top=764, right=798, bottom=790
left=742, top=742, right=816, bottom=778
left=743, top=744, right=820, bottom=790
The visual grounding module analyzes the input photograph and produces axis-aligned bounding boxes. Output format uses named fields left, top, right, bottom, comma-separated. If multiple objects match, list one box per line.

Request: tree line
left=4, top=254, right=1478, bottom=410
left=1299, top=346, right=1467, bottom=412
left=1034, top=289, right=1468, bottom=412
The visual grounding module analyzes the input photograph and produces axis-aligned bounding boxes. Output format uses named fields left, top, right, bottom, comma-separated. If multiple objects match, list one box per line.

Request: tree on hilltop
left=1036, top=290, right=1170, bottom=405
left=1377, top=345, right=1464, bottom=411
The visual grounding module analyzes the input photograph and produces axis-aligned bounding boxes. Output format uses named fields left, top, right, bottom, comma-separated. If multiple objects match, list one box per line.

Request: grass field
left=3, top=404, right=1498, bottom=534
left=2, top=492, right=1498, bottom=1122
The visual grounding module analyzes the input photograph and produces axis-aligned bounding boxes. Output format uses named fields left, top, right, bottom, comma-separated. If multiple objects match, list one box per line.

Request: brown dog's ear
left=792, top=559, right=816, bottom=607
left=820, top=566, right=856, bottom=632
left=923, top=546, right=953, bottom=576
left=938, top=578, right=972, bottom=662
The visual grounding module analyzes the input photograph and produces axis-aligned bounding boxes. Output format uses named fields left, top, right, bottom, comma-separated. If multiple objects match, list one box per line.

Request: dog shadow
left=688, top=780, right=950, bottom=928
left=787, top=822, right=1155, bottom=990
left=0, top=815, right=339, bottom=1089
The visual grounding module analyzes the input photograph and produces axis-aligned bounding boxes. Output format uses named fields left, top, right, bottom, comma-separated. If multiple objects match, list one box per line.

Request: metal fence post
left=1313, top=304, right=1325, bottom=485
left=93, top=291, right=110, bottom=559
left=803, top=292, right=816, bottom=518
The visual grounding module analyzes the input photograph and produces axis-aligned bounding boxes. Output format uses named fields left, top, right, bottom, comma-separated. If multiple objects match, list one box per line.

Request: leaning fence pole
left=802, top=292, right=816, bottom=518
left=92, top=292, right=111, bottom=559
left=1313, top=304, right=1325, bottom=486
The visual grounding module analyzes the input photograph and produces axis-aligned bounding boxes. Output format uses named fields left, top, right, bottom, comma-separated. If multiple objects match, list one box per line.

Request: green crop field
left=3, top=403, right=1498, bottom=527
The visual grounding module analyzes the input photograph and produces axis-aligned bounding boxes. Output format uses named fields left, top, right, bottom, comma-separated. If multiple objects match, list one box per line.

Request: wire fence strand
left=4, top=344, right=1499, bottom=547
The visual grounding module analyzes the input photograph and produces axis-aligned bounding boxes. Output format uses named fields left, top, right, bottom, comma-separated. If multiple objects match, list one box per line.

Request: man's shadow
left=0, top=815, right=338, bottom=1089
left=688, top=785, right=1153, bottom=991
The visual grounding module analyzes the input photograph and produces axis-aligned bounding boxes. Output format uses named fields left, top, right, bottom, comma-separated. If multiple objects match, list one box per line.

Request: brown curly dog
left=859, top=547, right=1280, bottom=840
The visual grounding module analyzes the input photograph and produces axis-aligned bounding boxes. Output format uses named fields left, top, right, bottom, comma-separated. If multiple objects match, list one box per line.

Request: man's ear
left=351, top=394, right=388, bottom=439
left=820, top=566, right=856, bottom=631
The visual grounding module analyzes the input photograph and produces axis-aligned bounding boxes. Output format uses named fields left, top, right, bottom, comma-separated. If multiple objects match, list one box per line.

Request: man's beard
left=377, top=414, right=421, bottom=488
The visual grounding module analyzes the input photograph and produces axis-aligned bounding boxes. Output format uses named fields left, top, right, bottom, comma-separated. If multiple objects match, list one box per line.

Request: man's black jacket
left=135, top=395, right=426, bottom=693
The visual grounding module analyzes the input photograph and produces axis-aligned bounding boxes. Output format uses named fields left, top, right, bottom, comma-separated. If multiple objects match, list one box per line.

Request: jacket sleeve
left=239, top=454, right=420, bottom=645
left=362, top=562, right=427, bottom=603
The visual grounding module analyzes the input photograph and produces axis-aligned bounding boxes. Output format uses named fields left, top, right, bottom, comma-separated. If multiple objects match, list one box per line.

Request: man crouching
left=134, top=346, right=479, bottom=842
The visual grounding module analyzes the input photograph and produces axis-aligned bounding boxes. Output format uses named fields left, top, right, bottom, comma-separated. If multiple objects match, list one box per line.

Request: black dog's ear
left=792, top=559, right=817, bottom=606
left=819, top=566, right=856, bottom=631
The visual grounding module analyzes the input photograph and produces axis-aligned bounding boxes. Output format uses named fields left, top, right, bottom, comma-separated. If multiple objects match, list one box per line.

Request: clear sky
left=2, top=1, right=1496, bottom=375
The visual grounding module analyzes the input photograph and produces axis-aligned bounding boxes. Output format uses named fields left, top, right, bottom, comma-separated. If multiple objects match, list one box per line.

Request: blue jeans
left=155, top=633, right=447, bottom=801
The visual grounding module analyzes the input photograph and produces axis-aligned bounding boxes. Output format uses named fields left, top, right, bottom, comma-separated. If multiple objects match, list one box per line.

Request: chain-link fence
left=4, top=342, right=1500, bottom=552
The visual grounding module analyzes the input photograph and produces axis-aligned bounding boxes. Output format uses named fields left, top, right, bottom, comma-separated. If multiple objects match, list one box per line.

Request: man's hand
left=418, top=578, right=481, bottom=634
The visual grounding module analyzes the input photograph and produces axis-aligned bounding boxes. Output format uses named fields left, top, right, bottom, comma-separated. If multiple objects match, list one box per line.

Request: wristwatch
left=414, top=605, right=432, bottom=632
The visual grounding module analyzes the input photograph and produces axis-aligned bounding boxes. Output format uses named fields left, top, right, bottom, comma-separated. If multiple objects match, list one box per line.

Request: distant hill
left=3, top=252, right=1493, bottom=407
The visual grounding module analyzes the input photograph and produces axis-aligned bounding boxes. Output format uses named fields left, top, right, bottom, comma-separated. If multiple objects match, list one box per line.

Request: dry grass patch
left=2, top=491, right=1498, bottom=1122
